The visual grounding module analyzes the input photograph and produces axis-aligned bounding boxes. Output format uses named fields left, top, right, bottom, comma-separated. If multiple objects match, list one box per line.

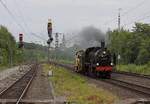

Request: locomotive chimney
left=101, top=41, right=105, bottom=48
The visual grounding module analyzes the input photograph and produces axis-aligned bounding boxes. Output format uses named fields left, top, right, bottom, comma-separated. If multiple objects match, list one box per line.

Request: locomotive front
left=95, top=49, right=113, bottom=73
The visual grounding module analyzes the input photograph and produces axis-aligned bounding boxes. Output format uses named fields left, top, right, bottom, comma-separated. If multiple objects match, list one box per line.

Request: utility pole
left=8, top=41, right=13, bottom=67
left=117, top=8, right=122, bottom=66
left=10, top=43, right=13, bottom=67
left=118, top=8, right=121, bottom=32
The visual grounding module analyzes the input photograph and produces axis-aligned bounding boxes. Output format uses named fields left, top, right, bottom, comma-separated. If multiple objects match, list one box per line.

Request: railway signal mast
left=55, top=33, right=59, bottom=49
left=54, top=32, right=62, bottom=49
left=47, top=19, right=53, bottom=62
left=62, top=34, right=66, bottom=49
left=18, top=33, right=24, bottom=65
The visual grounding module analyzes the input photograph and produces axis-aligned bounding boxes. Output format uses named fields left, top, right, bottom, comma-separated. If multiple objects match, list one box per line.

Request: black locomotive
left=75, top=42, right=116, bottom=78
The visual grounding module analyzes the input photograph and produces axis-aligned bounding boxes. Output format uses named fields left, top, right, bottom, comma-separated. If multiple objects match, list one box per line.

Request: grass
left=43, top=64, right=117, bottom=104
left=56, top=59, right=74, bottom=65
left=117, top=64, right=150, bottom=75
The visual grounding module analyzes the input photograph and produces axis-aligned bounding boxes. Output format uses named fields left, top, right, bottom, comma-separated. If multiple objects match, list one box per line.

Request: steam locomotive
left=75, top=42, right=116, bottom=78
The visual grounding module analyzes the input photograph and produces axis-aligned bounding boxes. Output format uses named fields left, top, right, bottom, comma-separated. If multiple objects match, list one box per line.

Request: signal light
left=19, top=34, right=23, bottom=42
left=18, top=33, right=23, bottom=48
left=47, top=38, right=53, bottom=45
left=47, top=19, right=52, bottom=37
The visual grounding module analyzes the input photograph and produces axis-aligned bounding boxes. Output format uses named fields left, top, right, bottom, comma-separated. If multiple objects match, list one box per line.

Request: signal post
left=18, top=33, right=24, bottom=63
left=47, top=19, right=53, bottom=62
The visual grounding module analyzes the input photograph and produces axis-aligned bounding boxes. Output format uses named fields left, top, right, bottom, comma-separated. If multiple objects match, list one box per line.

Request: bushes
left=117, top=64, right=150, bottom=75
left=108, top=23, right=150, bottom=65
left=0, top=25, right=17, bottom=66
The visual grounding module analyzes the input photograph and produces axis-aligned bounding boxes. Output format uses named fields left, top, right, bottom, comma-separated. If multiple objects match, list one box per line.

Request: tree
left=107, top=23, right=150, bottom=65
left=0, top=25, right=17, bottom=65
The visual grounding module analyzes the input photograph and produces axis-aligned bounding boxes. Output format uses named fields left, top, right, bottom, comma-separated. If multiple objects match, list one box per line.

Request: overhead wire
left=14, top=0, right=47, bottom=41
left=104, top=0, right=147, bottom=26
left=0, top=0, right=27, bottom=33
left=0, top=0, right=47, bottom=42
left=123, top=14, right=150, bottom=27
left=0, top=0, right=33, bottom=41
left=122, top=0, right=146, bottom=16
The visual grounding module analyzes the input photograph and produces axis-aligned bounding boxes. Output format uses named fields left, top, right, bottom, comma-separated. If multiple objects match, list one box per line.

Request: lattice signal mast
left=62, top=34, right=66, bottom=48
left=55, top=33, right=59, bottom=49
left=47, top=19, right=53, bottom=62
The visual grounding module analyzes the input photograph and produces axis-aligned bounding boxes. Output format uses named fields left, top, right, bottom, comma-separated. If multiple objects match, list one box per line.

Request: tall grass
left=43, top=64, right=117, bottom=104
left=117, top=63, right=150, bottom=75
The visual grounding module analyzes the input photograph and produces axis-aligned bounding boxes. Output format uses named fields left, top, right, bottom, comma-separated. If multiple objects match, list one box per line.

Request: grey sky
left=0, top=0, right=150, bottom=44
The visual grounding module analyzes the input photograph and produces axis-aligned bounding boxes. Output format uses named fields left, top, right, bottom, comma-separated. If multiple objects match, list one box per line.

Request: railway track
left=51, top=62, right=150, bottom=97
left=103, top=79, right=150, bottom=97
left=0, top=64, right=37, bottom=104
left=52, top=62, right=150, bottom=79
left=113, top=71, right=150, bottom=79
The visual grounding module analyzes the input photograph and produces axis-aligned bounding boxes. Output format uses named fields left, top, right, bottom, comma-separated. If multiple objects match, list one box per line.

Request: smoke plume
left=77, top=26, right=105, bottom=48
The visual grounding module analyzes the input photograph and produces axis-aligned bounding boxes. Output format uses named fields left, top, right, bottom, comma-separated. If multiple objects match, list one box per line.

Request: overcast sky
left=0, top=0, right=150, bottom=44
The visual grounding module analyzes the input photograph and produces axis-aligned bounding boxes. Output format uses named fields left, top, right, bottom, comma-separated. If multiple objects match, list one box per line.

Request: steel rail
left=103, top=79, right=150, bottom=96
left=0, top=64, right=37, bottom=104
left=113, top=71, right=150, bottom=79
left=51, top=61, right=150, bottom=80
left=16, top=69, right=36, bottom=104
left=0, top=66, right=32, bottom=96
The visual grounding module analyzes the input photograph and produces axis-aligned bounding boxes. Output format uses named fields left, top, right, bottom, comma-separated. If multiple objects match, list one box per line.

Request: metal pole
left=47, top=19, right=53, bottom=62
left=118, top=8, right=121, bottom=31
left=48, top=43, right=50, bottom=62
left=10, top=45, right=13, bottom=66
left=8, top=41, right=13, bottom=67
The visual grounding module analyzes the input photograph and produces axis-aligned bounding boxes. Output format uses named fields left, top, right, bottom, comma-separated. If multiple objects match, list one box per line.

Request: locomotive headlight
left=96, top=63, right=99, bottom=66
left=103, top=51, right=106, bottom=54
left=111, top=63, right=114, bottom=66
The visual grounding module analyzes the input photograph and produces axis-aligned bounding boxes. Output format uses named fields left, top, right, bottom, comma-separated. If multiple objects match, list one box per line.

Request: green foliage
left=117, top=64, right=150, bottom=75
left=49, top=44, right=81, bottom=62
left=0, top=25, right=47, bottom=67
left=0, top=25, right=17, bottom=66
left=107, top=23, right=150, bottom=65
left=23, top=48, right=47, bottom=62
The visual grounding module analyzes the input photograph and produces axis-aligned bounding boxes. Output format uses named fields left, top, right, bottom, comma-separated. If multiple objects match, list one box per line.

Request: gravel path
left=0, top=65, right=31, bottom=93
left=0, top=66, right=19, bottom=80
left=23, top=65, right=54, bottom=104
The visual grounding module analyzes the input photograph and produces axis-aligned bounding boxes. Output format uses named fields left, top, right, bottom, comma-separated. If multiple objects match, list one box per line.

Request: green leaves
left=108, top=23, right=150, bottom=65
left=0, top=25, right=17, bottom=66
